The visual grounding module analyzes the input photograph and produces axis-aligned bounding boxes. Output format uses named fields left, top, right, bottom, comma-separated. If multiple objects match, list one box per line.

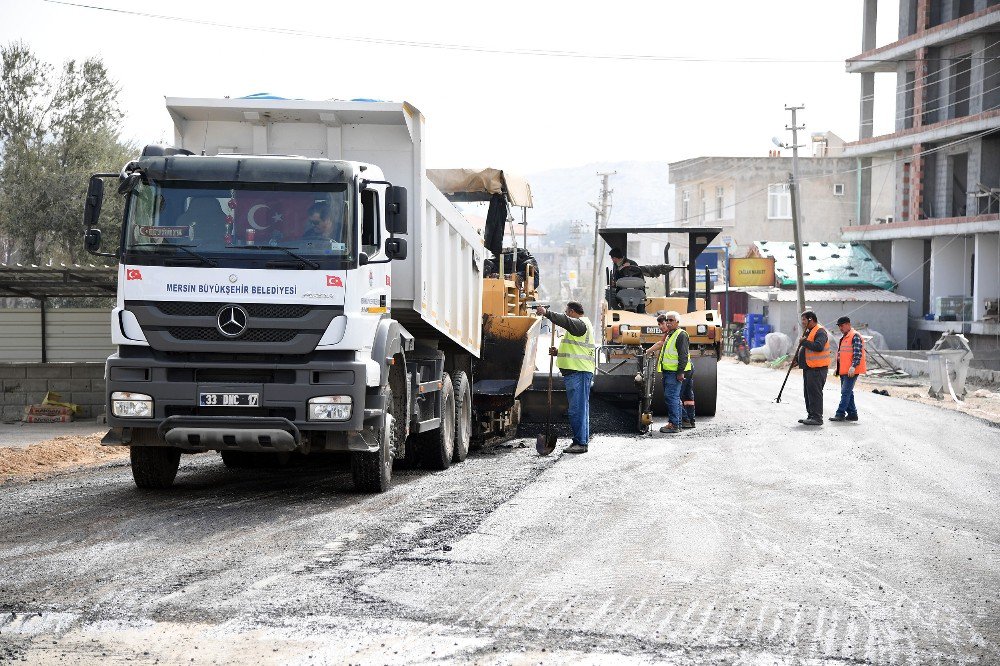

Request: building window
left=681, top=189, right=690, bottom=221
left=767, top=183, right=791, bottom=219
left=716, top=186, right=724, bottom=219
left=701, top=191, right=707, bottom=222
left=833, top=183, right=845, bottom=196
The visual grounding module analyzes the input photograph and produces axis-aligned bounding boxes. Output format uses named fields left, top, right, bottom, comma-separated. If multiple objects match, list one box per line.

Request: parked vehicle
left=83, top=97, right=535, bottom=492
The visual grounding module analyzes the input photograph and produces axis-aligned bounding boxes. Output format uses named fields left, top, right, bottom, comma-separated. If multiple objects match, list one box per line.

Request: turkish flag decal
left=126, top=269, right=142, bottom=281
left=326, top=275, right=343, bottom=287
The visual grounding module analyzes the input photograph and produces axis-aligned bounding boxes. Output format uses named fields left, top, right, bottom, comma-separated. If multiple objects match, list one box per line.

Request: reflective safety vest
left=837, top=328, right=867, bottom=375
left=804, top=324, right=831, bottom=368
left=556, top=316, right=595, bottom=373
left=659, top=328, right=693, bottom=372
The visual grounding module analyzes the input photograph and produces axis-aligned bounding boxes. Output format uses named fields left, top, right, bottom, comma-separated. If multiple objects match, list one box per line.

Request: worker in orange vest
left=790, top=310, right=830, bottom=426
left=830, top=315, right=867, bottom=422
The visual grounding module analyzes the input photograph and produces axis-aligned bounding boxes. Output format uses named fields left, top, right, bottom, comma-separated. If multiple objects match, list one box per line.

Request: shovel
left=775, top=341, right=803, bottom=403
left=536, top=324, right=558, bottom=456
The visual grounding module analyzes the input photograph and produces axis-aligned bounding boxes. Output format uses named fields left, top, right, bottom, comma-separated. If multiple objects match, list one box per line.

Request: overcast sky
left=3, top=0, right=901, bottom=173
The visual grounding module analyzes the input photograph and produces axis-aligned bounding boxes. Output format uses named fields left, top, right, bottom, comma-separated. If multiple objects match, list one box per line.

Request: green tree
left=0, top=41, right=133, bottom=266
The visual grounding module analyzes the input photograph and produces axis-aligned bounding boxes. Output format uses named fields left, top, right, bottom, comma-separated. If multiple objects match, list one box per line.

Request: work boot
left=564, top=444, right=588, bottom=454
left=797, top=418, right=808, bottom=424
left=828, top=415, right=846, bottom=422
left=846, top=414, right=859, bottom=422
left=681, top=420, right=695, bottom=429
left=801, top=418, right=823, bottom=426
left=659, top=424, right=680, bottom=434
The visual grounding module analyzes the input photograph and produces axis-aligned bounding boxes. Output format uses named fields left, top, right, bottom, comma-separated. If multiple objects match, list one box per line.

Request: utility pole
left=785, top=104, right=807, bottom=319
left=588, top=171, right=615, bottom=322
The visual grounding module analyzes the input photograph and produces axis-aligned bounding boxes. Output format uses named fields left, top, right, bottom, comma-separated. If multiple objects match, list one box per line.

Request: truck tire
left=130, top=444, right=181, bottom=489
left=420, top=373, right=455, bottom=470
left=352, top=384, right=395, bottom=493
left=451, top=370, right=471, bottom=463
left=692, top=355, right=718, bottom=417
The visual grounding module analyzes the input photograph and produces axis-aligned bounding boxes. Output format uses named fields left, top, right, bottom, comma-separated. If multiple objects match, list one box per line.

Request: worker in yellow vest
left=830, top=315, right=867, bottom=422
left=644, top=311, right=691, bottom=434
left=536, top=301, right=595, bottom=454
left=790, top=310, right=831, bottom=426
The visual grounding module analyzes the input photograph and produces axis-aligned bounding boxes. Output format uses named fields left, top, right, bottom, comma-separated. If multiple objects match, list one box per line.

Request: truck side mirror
left=385, top=237, right=407, bottom=260
left=386, top=186, right=407, bottom=235
left=83, top=175, right=105, bottom=229
left=84, top=228, right=103, bottom=254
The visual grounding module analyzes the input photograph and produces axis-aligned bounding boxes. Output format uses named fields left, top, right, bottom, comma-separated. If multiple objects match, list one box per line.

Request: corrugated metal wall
left=0, top=309, right=113, bottom=362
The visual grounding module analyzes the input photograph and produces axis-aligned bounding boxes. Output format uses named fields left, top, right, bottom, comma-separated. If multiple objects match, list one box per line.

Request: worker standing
left=830, top=315, right=866, bottom=422
left=535, top=302, right=595, bottom=454
left=791, top=310, right=831, bottom=426
left=644, top=311, right=690, bottom=434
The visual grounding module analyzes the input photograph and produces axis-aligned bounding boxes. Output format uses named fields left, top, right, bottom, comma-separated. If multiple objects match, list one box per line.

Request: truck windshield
left=122, top=181, right=353, bottom=268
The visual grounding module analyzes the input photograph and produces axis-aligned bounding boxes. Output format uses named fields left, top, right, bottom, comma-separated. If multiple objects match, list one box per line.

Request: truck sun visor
left=137, top=156, right=347, bottom=185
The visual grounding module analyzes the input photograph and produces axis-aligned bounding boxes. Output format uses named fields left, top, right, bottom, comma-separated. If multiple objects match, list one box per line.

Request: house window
left=833, top=183, right=845, bottom=196
left=716, top=186, right=724, bottom=219
left=681, top=190, right=690, bottom=221
left=768, top=183, right=792, bottom=219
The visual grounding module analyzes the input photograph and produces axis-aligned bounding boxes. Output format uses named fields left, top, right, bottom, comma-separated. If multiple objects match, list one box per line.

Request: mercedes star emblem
left=217, top=304, right=249, bottom=338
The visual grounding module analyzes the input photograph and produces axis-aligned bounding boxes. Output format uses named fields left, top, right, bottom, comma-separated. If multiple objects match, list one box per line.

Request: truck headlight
left=308, top=396, right=352, bottom=421
left=111, top=391, right=153, bottom=418
left=619, top=324, right=630, bottom=332
left=696, top=324, right=708, bottom=335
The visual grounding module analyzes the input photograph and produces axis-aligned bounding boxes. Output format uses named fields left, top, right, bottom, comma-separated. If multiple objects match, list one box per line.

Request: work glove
left=549, top=346, right=558, bottom=357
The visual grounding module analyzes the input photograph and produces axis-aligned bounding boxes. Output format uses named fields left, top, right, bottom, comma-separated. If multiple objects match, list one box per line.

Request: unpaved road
left=1, top=361, right=998, bottom=665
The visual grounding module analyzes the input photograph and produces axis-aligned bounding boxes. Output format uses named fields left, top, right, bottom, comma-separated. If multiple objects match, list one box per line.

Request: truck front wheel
left=130, top=444, right=181, bottom=489
left=351, top=384, right=394, bottom=493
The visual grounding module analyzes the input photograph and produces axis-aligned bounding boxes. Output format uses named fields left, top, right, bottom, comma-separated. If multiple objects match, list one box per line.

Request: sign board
left=567, top=269, right=578, bottom=289
left=695, top=252, right=719, bottom=270
left=728, top=257, right=776, bottom=287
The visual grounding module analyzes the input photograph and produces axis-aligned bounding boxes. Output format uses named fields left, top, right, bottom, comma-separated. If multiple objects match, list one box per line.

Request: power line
left=41, top=0, right=960, bottom=66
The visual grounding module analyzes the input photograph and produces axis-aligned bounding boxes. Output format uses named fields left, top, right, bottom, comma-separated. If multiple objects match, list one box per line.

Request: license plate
left=644, top=326, right=661, bottom=334
left=199, top=392, right=259, bottom=407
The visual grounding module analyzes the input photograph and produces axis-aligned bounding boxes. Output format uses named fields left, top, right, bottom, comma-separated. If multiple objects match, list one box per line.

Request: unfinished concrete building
left=845, top=0, right=1000, bottom=349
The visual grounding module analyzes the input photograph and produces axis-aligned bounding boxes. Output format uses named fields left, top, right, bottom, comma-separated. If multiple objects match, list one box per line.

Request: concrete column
left=893, top=239, right=926, bottom=318
left=930, top=235, right=968, bottom=311
left=860, top=74, right=875, bottom=140
left=973, top=233, right=1000, bottom=319
left=863, top=0, right=878, bottom=50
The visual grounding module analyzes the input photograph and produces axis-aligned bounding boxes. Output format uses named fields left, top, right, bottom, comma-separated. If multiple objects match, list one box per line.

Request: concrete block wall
left=0, top=363, right=106, bottom=421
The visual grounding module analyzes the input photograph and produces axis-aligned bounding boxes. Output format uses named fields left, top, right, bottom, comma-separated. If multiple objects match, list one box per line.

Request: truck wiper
left=132, top=243, right=218, bottom=267
left=228, top=245, right=320, bottom=269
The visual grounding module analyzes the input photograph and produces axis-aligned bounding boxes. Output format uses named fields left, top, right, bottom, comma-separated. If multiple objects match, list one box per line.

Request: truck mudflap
left=156, top=416, right=302, bottom=451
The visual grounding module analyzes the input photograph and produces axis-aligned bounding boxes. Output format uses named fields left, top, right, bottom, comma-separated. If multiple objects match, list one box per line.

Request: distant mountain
left=523, top=161, right=675, bottom=234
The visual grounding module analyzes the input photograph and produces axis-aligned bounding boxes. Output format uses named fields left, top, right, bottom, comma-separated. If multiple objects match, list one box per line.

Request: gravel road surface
left=1, top=361, right=997, bottom=664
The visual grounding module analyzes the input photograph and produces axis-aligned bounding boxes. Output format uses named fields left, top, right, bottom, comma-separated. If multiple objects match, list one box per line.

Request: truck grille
left=167, top=327, right=297, bottom=343
left=155, top=302, right=312, bottom=318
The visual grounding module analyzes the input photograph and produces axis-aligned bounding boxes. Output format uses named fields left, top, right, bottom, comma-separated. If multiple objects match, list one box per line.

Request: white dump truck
left=84, top=97, right=536, bottom=492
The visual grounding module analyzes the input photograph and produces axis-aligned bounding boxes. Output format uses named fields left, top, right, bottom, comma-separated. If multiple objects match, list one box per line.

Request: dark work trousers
left=802, top=367, right=827, bottom=420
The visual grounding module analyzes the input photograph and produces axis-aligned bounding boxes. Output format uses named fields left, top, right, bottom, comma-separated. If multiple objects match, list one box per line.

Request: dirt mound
left=0, top=434, right=128, bottom=484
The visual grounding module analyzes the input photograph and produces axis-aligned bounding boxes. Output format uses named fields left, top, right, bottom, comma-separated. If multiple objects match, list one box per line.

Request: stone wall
left=0, top=363, right=105, bottom=422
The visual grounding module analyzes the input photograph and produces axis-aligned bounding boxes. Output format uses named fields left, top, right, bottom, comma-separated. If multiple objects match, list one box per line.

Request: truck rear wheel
left=130, top=443, right=181, bottom=489
left=451, top=370, right=471, bottom=463
left=352, top=384, right=395, bottom=493
left=420, top=373, right=455, bottom=470
left=692, top=355, right=718, bottom=417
